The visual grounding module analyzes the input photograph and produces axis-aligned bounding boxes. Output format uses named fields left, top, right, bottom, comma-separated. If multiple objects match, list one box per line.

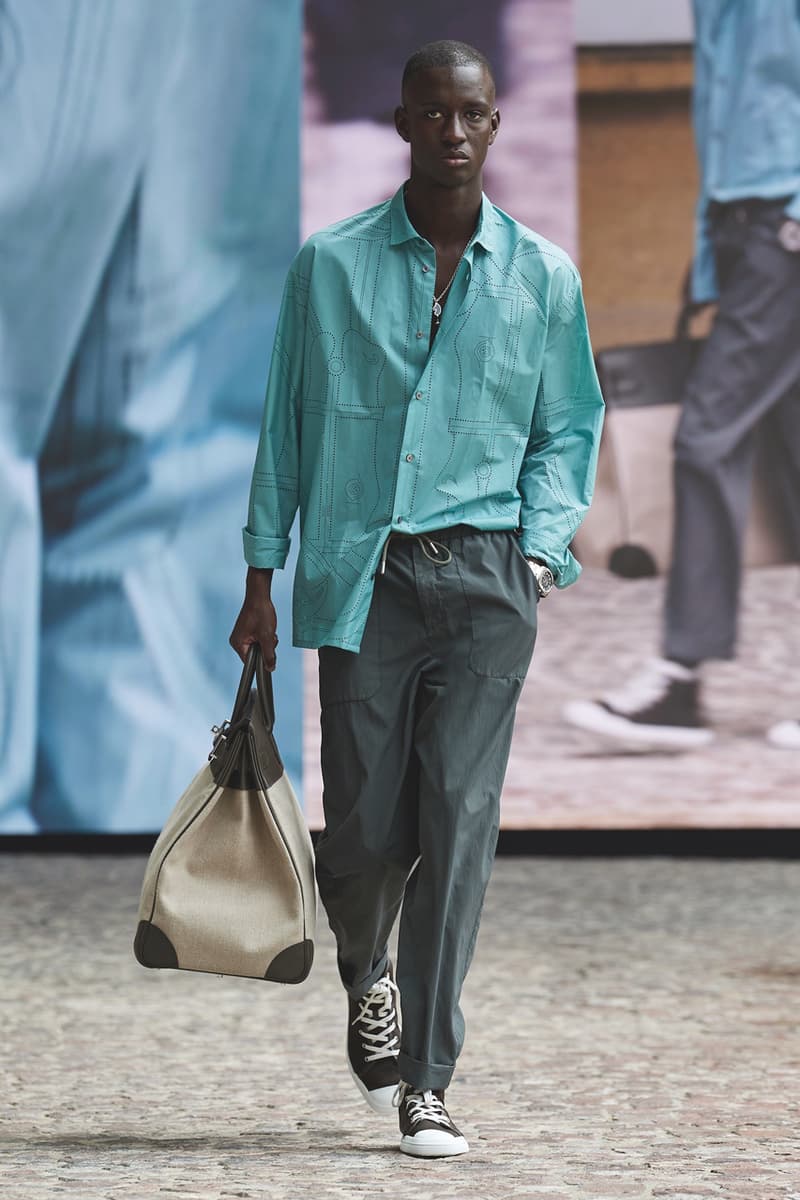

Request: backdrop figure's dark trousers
left=665, top=197, right=800, bottom=664
left=314, top=528, right=537, bottom=1091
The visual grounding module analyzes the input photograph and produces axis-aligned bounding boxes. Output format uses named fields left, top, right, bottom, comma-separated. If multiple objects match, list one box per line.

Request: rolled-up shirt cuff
left=242, top=528, right=290, bottom=569
left=519, top=537, right=582, bottom=588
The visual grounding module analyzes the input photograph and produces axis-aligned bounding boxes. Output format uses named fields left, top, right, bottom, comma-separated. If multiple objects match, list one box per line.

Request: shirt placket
left=389, top=245, right=473, bottom=530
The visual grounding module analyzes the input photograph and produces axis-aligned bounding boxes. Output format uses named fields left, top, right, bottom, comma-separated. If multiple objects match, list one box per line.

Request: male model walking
left=231, top=40, right=604, bottom=1157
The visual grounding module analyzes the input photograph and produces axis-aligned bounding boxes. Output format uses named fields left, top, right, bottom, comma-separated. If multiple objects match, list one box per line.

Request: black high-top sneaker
left=347, top=962, right=400, bottom=1115
left=396, top=1084, right=469, bottom=1158
left=563, top=658, right=714, bottom=750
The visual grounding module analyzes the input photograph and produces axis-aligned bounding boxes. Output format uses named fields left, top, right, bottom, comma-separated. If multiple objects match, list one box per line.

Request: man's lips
left=442, top=153, right=469, bottom=163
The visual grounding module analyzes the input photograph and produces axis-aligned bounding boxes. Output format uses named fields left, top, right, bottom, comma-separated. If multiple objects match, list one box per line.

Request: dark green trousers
left=315, top=527, right=538, bottom=1090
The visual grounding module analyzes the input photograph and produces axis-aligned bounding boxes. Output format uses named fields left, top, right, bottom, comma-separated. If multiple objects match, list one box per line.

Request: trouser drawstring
left=417, top=535, right=452, bottom=565
left=379, top=533, right=453, bottom=575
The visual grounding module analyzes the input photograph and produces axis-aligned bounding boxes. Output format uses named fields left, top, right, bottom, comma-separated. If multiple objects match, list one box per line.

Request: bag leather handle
left=230, top=644, right=276, bottom=733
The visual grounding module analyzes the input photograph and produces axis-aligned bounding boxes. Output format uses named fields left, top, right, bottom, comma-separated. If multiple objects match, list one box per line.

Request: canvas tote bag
left=572, top=314, right=794, bottom=577
left=134, top=645, right=315, bottom=983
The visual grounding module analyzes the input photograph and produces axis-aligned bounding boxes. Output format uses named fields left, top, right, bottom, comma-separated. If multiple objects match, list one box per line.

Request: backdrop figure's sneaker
left=563, top=658, right=714, bottom=751
left=347, top=962, right=401, bottom=1115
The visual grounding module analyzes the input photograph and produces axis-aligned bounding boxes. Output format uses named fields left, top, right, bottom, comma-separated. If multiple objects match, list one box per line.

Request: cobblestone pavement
left=2, top=854, right=799, bottom=1199
left=304, top=566, right=799, bottom=829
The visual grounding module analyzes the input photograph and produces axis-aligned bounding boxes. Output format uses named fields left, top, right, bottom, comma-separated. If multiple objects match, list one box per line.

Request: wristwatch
left=778, top=218, right=800, bottom=253
left=526, top=557, right=555, bottom=598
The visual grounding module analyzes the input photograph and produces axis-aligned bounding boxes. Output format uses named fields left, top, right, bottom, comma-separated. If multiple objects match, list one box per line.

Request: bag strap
left=230, top=644, right=276, bottom=733
left=255, top=647, right=276, bottom=733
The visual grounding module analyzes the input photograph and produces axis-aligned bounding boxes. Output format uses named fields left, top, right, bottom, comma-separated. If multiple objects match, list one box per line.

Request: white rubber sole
left=766, top=720, right=800, bottom=750
left=347, top=1060, right=398, bottom=1115
left=563, top=700, right=715, bottom=751
left=400, top=1131, right=469, bottom=1158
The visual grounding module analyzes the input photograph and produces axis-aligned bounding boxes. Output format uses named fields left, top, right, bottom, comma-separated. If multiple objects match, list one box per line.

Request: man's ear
left=489, top=107, right=500, bottom=145
left=394, top=105, right=410, bottom=143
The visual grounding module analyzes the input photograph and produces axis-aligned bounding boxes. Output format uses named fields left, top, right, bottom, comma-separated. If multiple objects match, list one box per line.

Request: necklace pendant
left=432, top=300, right=442, bottom=319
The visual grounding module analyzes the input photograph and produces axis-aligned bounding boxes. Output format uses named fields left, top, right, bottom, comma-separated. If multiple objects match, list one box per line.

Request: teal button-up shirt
left=244, top=186, right=604, bottom=651
left=691, top=0, right=800, bottom=301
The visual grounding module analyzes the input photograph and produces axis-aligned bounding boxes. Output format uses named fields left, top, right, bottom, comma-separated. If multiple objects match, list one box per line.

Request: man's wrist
left=246, top=565, right=274, bottom=597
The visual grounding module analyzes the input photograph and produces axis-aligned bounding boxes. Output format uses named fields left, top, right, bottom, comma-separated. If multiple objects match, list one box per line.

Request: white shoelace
left=351, top=974, right=400, bottom=1062
left=395, top=1085, right=450, bottom=1127
left=602, top=657, right=694, bottom=715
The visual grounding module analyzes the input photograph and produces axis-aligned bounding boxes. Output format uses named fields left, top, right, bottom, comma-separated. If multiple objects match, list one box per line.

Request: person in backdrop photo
left=565, top=0, right=800, bottom=752
left=230, top=40, right=604, bottom=1158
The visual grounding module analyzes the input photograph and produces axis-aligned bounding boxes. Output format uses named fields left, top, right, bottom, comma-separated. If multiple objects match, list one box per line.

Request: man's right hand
left=229, top=567, right=279, bottom=670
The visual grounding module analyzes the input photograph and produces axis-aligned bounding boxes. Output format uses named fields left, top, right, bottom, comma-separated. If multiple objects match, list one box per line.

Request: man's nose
left=442, top=115, right=466, bottom=143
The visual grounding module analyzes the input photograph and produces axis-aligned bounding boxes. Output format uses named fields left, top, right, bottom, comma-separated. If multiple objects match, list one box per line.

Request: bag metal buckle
left=208, top=720, right=231, bottom=762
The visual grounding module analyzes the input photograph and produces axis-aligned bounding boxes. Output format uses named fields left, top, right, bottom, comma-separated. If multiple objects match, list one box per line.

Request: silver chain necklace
left=432, top=236, right=474, bottom=326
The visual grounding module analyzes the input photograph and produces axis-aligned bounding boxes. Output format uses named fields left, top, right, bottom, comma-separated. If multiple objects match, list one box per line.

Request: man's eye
left=425, top=110, right=442, bottom=118
left=466, top=111, right=484, bottom=120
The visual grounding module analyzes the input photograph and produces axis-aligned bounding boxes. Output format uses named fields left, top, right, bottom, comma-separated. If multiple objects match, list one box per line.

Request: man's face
left=395, top=63, right=499, bottom=190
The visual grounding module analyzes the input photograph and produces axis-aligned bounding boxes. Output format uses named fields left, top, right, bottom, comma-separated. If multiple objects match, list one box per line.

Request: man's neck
left=403, top=177, right=483, bottom=252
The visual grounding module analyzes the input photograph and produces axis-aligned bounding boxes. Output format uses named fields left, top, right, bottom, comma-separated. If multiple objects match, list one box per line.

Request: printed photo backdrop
left=4, top=0, right=795, bottom=834
left=0, top=1, right=304, bottom=832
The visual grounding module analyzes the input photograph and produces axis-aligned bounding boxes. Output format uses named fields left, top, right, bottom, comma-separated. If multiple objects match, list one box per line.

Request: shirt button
left=396, top=515, right=405, bottom=523
left=416, top=330, right=425, bottom=338
left=405, top=453, right=415, bottom=462
left=422, top=265, right=430, bottom=273
left=415, top=391, right=423, bottom=399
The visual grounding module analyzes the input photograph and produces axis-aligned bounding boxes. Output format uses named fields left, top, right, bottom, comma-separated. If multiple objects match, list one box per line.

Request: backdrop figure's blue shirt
left=691, top=0, right=800, bottom=302
left=243, top=186, right=604, bottom=651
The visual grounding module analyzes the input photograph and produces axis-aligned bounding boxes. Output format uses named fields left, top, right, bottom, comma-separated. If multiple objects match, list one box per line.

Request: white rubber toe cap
left=400, top=1129, right=469, bottom=1158
left=363, top=1084, right=399, bottom=1115
left=348, top=1062, right=398, bottom=1116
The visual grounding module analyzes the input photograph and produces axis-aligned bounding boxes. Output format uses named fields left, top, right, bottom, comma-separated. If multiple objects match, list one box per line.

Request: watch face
left=525, top=557, right=555, bottom=596
left=778, top=220, right=800, bottom=253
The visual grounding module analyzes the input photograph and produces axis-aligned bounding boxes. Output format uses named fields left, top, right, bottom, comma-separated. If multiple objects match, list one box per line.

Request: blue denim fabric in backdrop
left=0, top=0, right=303, bottom=831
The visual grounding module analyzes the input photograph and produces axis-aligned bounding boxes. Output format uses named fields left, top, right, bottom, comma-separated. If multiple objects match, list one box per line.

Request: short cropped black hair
left=401, top=40, right=495, bottom=97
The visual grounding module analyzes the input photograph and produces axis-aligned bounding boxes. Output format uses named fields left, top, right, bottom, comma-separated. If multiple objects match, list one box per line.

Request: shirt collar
left=388, top=184, right=500, bottom=255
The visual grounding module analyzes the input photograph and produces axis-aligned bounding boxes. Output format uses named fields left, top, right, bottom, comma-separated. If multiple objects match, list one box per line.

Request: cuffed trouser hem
left=340, top=950, right=391, bottom=1001
left=662, top=636, right=736, bottom=665
left=397, top=1052, right=455, bottom=1092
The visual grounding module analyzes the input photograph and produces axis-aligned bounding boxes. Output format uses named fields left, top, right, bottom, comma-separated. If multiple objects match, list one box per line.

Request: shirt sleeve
left=517, top=266, right=605, bottom=588
left=242, top=260, right=306, bottom=569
